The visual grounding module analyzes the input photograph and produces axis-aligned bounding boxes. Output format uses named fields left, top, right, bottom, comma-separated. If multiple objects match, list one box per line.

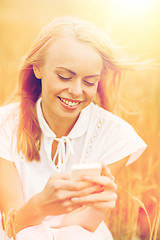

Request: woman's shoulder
left=90, top=102, right=133, bottom=131
left=0, top=102, right=20, bottom=114
left=0, top=102, right=20, bottom=127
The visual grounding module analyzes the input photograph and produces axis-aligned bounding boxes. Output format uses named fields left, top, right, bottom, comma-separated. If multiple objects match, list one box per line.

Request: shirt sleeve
left=98, top=118, right=147, bottom=166
left=0, top=104, right=18, bottom=162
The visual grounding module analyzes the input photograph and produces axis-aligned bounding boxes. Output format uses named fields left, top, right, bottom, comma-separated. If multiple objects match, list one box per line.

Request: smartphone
left=71, top=163, right=102, bottom=181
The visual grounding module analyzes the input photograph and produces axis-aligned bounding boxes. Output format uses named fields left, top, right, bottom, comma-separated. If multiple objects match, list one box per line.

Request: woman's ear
left=33, top=65, right=42, bottom=79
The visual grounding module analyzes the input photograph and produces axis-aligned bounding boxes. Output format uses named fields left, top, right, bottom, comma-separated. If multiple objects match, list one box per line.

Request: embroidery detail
left=13, top=108, right=20, bottom=125
left=84, top=117, right=105, bottom=160
left=14, top=112, right=19, bottom=125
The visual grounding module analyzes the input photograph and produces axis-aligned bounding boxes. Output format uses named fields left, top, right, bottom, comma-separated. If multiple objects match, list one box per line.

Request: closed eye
left=57, top=74, right=72, bottom=80
left=83, top=80, right=96, bottom=86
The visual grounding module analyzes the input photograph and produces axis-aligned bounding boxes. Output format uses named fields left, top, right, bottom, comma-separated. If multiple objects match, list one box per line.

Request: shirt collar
left=36, top=97, right=91, bottom=139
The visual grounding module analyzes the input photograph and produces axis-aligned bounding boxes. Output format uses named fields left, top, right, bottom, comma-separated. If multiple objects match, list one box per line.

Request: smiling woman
left=33, top=37, right=103, bottom=133
left=0, top=16, right=147, bottom=240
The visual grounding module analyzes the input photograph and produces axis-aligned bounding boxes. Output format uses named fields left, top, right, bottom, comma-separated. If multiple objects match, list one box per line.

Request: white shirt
left=0, top=99, right=147, bottom=239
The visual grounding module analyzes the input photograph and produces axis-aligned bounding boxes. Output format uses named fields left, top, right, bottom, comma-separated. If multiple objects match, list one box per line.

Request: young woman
left=0, top=16, right=146, bottom=240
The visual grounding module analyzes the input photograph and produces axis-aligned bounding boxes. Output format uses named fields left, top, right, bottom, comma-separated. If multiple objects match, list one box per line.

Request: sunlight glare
left=114, top=0, right=154, bottom=15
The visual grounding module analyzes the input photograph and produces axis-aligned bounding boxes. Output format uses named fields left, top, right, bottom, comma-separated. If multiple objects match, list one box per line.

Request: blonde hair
left=17, top=16, right=134, bottom=161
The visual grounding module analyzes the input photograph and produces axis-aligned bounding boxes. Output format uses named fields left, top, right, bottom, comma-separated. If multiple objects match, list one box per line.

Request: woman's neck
left=40, top=100, right=79, bottom=138
left=44, top=113, right=79, bottom=138
left=52, top=117, right=77, bottom=138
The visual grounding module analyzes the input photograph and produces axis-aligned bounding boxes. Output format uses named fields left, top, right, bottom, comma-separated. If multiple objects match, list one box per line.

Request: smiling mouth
left=58, top=97, right=81, bottom=107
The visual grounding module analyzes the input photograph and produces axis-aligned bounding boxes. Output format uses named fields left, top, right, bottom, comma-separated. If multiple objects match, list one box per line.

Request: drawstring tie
left=52, top=136, right=74, bottom=172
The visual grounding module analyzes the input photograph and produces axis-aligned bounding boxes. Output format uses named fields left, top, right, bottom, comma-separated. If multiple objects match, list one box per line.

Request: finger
left=53, top=179, right=94, bottom=191
left=92, top=201, right=116, bottom=210
left=57, top=185, right=103, bottom=201
left=90, top=201, right=117, bottom=215
left=82, top=175, right=117, bottom=190
left=61, top=199, right=84, bottom=211
left=49, top=173, right=70, bottom=181
left=71, top=190, right=117, bottom=204
left=65, top=204, right=83, bottom=213
left=101, top=165, right=115, bottom=180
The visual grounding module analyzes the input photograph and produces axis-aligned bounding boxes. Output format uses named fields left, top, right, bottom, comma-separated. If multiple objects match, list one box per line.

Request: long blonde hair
left=17, top=16, right=134, bottom=161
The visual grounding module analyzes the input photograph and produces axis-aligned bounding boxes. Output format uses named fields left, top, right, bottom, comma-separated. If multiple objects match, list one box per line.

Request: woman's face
left=33, top=37, right=103, bottom=125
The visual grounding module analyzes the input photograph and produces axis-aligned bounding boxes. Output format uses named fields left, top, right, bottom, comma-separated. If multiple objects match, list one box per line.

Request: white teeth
left=60, top=97, right=79, bottom=107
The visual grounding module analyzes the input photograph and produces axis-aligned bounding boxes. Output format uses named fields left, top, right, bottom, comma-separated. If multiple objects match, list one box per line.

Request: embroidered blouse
left=0, top=99, right=147, bottom=239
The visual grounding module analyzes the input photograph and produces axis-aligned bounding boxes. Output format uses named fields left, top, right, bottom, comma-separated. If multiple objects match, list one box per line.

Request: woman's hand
left=36, top=172, right=103, bottom=218
left=70, top=165, right=117, bottom=218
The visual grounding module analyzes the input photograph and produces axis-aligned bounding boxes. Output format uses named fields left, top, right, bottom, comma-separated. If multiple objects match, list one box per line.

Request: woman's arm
left=107, top=156, right=129, bottom=176
left=0, top=158, right=45, bottom=237
left=0, top=158, right=24, bottom=214
left=0, top=157, right=101, bottom=238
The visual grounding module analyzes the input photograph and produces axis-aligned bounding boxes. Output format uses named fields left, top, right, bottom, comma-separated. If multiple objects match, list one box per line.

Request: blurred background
left=0, top=0, right=159, bottom=239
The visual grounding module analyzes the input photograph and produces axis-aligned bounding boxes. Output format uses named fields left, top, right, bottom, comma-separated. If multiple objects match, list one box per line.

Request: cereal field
left=0, top=0, right=159, bottom=239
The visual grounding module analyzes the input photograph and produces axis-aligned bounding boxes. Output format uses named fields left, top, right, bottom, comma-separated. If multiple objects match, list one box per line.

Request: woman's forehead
left=44, top=37, right=103, bottom=72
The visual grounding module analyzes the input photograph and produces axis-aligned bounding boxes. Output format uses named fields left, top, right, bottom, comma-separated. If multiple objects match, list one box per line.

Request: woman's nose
left=69, top=79, right=83, bottom=98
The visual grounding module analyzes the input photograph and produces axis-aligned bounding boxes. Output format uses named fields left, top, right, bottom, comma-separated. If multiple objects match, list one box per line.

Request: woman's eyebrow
left=85, top=74, right=101, bottom=79
left=56, top=67, right=76, bottom=75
